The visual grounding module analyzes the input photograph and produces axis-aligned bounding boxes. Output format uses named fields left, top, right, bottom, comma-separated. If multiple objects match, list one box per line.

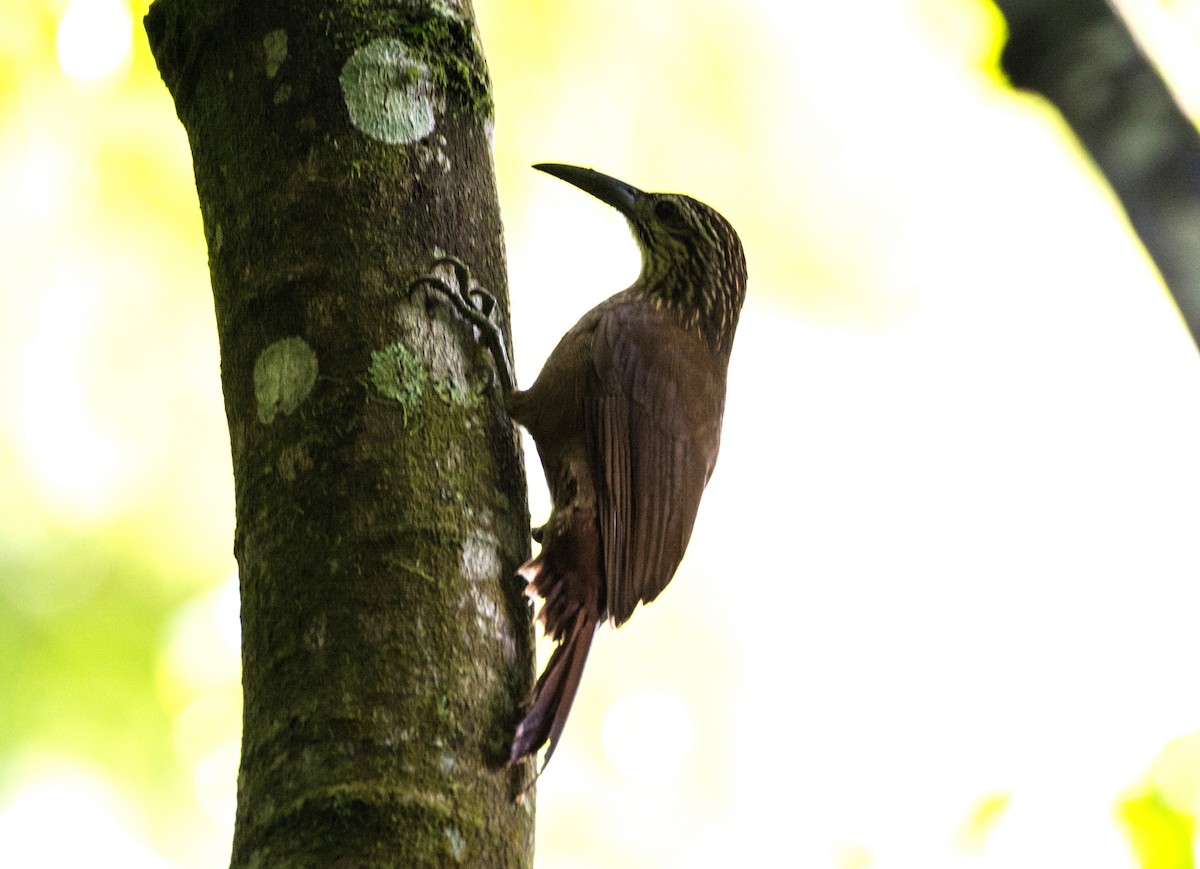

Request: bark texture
left=996, top=0, right=1200, bottom=349
left=144, top=1, right=535, bottom=865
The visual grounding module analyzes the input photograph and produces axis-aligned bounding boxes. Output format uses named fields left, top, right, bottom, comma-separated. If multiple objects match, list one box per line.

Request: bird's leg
left=408, top=256, right=516, bottom=393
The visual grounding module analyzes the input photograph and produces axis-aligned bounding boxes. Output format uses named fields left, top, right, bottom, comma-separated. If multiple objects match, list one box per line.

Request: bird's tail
left=509, top=508, right=603, bottom=767
left=508, top=603, right=599, bottom=767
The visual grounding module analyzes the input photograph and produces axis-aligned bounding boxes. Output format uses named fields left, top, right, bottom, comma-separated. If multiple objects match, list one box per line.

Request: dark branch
left=997, top=0, right=1200, bottom=349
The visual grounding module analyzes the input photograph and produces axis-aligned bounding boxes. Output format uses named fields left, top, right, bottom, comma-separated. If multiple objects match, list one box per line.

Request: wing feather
left=587, top=303, right=726, bottom=625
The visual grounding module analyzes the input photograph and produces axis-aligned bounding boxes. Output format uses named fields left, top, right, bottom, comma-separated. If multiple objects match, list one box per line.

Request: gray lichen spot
left=211, top=223, right=223, bottom=255
left=370, top=342, right=425, bottom=419
left=263, top=29, right=287, bottom=79
left=340, top=39, right=436, bottom=145
left=395, top=303, right=472, bottom=393
left=432, top=134, right=451, bottom=172
left=254, top=337, right=318, bottom=424
left=273, top=84, right=292, bottom=105
left=470, top=584, right=507, bottom=647
left=444, top=826, right=466, bottom=862
left=461, top=530, right=500, bottom=583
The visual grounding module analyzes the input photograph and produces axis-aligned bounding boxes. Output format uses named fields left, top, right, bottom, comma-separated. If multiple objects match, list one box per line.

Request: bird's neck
left=630, top=280, right=740, bottom=361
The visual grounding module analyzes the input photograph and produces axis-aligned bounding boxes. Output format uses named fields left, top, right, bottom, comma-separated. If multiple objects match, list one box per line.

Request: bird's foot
left=409, top=256, right=515, bottom=393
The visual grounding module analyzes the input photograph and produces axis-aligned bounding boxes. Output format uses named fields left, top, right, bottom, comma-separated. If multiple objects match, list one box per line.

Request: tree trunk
left=143, top=1, right=535, bottom=865
left=996, top=0, right=1200, bottom=350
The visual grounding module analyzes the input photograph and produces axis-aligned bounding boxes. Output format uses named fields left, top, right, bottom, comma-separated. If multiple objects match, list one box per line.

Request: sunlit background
left=3, top=0, right=1200, bottom=866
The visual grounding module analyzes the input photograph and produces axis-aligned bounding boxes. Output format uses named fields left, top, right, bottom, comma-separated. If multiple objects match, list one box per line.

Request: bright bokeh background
left=2, top=0, right=1200, bottom=866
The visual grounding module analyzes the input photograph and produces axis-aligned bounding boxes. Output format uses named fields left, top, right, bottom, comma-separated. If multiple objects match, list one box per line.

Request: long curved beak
left=533, top=163, right=641, bottom=218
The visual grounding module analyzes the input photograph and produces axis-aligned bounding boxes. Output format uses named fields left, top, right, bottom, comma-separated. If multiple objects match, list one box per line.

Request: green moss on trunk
left=145, top=1, right=534, bottom=865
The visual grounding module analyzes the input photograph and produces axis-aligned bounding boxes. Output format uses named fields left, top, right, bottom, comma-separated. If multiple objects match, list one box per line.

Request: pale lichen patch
left=444, top=826, right=466, bottom=862
left=468, top=584, right=512, bottom=655
left=369, top=342, right=425, bottom=424
left=254, top=336, right=318, bottom=424
left=396, top=299, right=473, bottom=393
left=340, top=38, right=436, bottom=145
left=461, top=530, right=500, bottom=583
left=263, top=29, right=287, bottom=79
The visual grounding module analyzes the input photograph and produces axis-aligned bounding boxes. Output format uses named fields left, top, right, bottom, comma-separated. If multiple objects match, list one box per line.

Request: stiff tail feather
left=509, top=606, right=598, bottom=767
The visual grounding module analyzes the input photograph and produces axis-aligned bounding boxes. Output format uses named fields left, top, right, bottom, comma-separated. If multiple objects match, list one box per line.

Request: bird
left=410, top=163, right=747, bottom=771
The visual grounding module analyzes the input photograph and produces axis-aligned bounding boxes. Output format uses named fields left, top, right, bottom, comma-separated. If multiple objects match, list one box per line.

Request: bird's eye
left=653, top=199, right=685, bottom=227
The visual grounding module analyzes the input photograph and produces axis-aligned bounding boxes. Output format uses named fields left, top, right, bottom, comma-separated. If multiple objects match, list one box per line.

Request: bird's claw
left=408, top=256, right=516, bottom=393
left=409, top=256, right=495, bottom=323
left=469, top=288, right=496, bottom=317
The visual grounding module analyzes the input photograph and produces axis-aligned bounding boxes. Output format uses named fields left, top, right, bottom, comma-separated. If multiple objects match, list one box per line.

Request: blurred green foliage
left=1121, top=788, right=1194, bottom=869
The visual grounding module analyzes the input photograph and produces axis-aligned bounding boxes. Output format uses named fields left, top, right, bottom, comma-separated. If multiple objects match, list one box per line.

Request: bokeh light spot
left=0, top=135, right=73, bottom=227
left=601, top=688, right=693, bottom=783
left=162, top=579, right=243, bottom=692
left=0, top=770, right=172, bottom=868
left=15, top=266, right=135, bottom=523
left=192, top=741, right=239, bottom=828
left=57, top=0, right=133, bottom=85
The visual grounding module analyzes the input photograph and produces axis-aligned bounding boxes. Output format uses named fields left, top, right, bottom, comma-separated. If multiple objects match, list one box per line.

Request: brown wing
left=587, top=301, right=726, bottom=626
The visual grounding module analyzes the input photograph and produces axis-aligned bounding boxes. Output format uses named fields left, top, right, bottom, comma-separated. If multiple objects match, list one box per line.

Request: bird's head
left=534, top=163, right=746, bottom=356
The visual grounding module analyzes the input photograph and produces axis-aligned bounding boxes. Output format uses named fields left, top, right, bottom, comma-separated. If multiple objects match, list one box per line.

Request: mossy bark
left=144, top=1, right=536, bottom=866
